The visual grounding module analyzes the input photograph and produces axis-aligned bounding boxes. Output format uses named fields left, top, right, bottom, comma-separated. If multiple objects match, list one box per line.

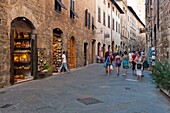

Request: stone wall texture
left=0, top=0, right=96, bottom=86
left=157, top=0, right=170, bottom=62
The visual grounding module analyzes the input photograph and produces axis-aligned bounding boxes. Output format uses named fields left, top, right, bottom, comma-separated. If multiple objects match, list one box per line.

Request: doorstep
left=160, top=88, right=170, bottom=102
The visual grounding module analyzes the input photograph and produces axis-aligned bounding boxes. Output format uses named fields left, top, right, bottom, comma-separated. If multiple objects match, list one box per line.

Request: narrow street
left=0, top=64, right=170, bottom=113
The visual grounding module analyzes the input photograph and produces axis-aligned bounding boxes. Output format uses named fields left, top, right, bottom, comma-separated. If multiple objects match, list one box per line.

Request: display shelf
left=14, top=77, right=34, bottom=84
left=13, top=31, right=32, bottom=83
left=14, top=51, right=31, bottom=54
left=14, top=69, right=31, bottom=70
left=14, top=47, right=31, bottom=50
left=53, top=35, right=62, bottom=71
left=14, top=38, right=31, bottom=40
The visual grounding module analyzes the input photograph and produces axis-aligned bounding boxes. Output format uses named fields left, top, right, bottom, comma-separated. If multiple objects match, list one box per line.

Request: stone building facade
left=116, top=0, right=129, bottom=51
left=127, top=6, right=146, bottom=51
left=0, top=0, right=96, bottom=86
left=95, top=0, right=123, bottom=57
left=157, top=0, right=170, bottom=62
left=146, top=0, right=170, bottom=62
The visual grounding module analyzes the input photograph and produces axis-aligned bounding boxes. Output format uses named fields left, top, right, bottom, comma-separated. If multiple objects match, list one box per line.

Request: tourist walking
left=135, top=52, right=143, bottom=80
left=128, top=51, right=132, bottom=67
left=132, top=51, right=136, bottom=75
left=58, top=51, right=69, bottom=73
left=115, top=52, right=121, bottom=76
left=104, top=51, right=112, bottom=75
left=122, top=51, right=129, bottom=76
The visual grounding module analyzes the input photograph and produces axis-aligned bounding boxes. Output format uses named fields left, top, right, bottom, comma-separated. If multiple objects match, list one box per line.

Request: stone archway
left=10, top=17, right=36, bottom=84
left=97, top=42, right=101, bottom=56
left=9, top=5, right=38, bottom=29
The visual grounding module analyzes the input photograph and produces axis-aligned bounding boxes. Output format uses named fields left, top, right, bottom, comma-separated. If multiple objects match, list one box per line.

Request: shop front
left=10, top=17, right=37, bottom=84
left=53, top=28, right=63, bottom=72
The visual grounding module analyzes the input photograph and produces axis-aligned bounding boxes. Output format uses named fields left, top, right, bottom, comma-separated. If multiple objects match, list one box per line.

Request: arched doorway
left=112, top=41, right=114, bottom=53
left=53, top=28, right=63, bottom=72
left=91, top=40, right=96, bottom=63
left=10, top=17, right=36, bottom=84
left=84, top=43, right=88, bottom=66
left=108, top=45, right=110, bottom=52
left=70, top=36, right=75, bottom=68
left=97, top=42, right=101, bottom=56
left=103, top=44, right=106, bottom=57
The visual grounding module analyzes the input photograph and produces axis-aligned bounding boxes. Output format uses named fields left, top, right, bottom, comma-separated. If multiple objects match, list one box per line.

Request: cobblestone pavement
left=0, top=64, right=170, bottom=113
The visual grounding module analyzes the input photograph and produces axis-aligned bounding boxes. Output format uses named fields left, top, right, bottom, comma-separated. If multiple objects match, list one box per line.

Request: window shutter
left=88, top=13, right=91, bottom=29
left=92, top=16, right=94, bottom=30
left=85, top=9, right=88, bottom=27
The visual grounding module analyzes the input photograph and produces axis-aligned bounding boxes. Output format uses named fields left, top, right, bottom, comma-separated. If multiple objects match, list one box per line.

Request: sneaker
left=123, top=74, right=126, bottom=77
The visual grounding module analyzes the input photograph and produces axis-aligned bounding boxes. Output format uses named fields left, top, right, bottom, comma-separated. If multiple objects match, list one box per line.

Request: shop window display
left=13, top=31, right=33, bottom=82
left=53, top=34, right=62, bottom=72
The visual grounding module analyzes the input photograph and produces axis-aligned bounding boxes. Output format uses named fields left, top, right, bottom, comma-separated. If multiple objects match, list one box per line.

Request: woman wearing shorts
left=115, top=52, right=121, bottom=76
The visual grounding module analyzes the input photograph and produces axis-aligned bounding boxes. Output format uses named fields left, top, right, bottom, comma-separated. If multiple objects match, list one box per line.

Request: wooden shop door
left=70, top=37, right=75, bottom=69
left=92, top=42, right=95, bottom=63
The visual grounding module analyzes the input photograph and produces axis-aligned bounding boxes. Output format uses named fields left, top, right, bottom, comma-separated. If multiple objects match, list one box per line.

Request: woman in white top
left=134, top=52, right=143, bottom=80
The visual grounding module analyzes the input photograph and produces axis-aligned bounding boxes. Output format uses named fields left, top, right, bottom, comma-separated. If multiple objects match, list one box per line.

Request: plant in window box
left=42, top=64, right=51, bottom=73
left=152, top=61, right=170, bottom=94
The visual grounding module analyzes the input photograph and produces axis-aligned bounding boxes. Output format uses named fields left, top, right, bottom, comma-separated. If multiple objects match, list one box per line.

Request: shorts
left=132, top=62, right=136, bottom=70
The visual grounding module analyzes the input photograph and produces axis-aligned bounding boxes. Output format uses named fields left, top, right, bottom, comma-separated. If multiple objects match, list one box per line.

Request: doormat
left=77, top=97, right=103, bottom=105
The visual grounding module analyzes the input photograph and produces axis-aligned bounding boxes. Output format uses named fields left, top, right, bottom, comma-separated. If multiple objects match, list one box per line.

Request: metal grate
left=125, top=87, right=131, bottom=90
left=0, top=104, right=13, bottom=108
left=77, top=97, right=103, bottom=105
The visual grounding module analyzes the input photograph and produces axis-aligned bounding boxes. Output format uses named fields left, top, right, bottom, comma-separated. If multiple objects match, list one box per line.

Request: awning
left=71, top=8, right=79, bottom=18
left=56, top=0, right=67, bottom=10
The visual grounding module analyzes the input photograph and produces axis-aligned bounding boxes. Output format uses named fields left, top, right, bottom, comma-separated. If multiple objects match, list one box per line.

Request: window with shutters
left=108, top=3, right=110, bottom=8
left=108, top=16, right=110, bottom=28
left=88, top=13, right=91, bottom=29
left=55, top=0, right=62, bottom=12
left=112, top=7, right=114, bottom=12
left=103, top=12, right=105, bottom=26
left=92, top=16, right=95, bottom=30
left=70, top=0, right=74, bottom=19
left=85, top=9, right=88, bottom=27
left=112, top=19, right=114, bottom=30
left=118, top=23, right=120, bottom=33
left=98, top=7, right=101, bottom=23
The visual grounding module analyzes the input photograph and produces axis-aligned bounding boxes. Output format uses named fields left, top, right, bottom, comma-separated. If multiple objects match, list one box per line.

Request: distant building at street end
left=127, top=6, right=146, bottom=51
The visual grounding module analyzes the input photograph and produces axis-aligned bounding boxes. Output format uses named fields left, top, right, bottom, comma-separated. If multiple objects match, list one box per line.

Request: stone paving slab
left=0, top=64, right=170, bottom=113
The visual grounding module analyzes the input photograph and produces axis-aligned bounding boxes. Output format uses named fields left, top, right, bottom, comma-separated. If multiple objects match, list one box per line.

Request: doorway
left=103, top=44, right=105, bottom=57
left=70, top=36, right=75, bottom=69
left=10, top=17, right=36, bottom=84
left=112, top=41, right=114, bottom=52
left=91, top=40, right=95, bottom=63
left=97, top=42, right=101, bottom=56
left=84, top=43, right=88, bottom=66
left=53, top=28, right=63, bottom=72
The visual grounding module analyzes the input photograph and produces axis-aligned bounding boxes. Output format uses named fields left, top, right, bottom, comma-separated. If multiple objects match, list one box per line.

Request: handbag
left=103, top=56, right=109, bottom=68
left=137, top=63, right=142, bottom=69
left=110, top=65, right=113, bottom=70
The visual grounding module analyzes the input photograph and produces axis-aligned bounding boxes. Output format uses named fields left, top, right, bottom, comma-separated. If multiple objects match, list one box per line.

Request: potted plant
left=152, top=61, right=170, bottom=97
left=42, top=64, right=51, bottom=73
